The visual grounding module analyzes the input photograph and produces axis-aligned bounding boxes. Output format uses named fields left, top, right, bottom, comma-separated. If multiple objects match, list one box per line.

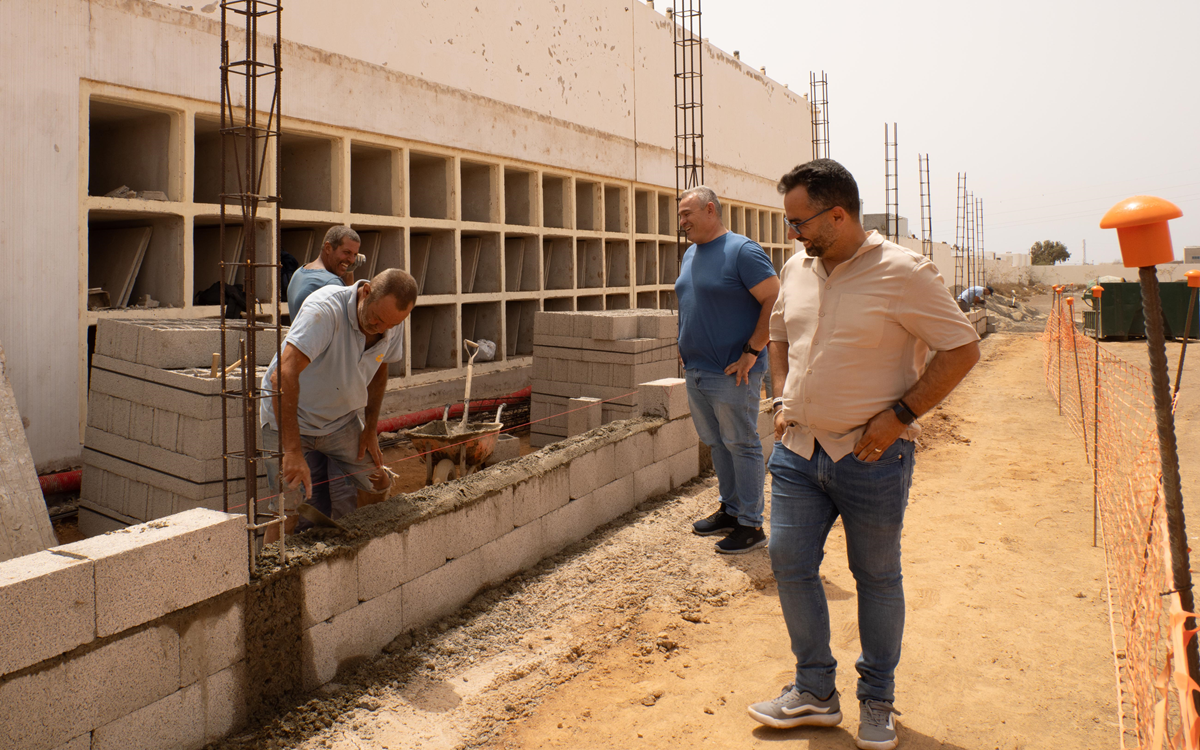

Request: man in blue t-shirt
left=675, top=186, right=780, bottom=554
left=285, top=226, right=364, bottom=526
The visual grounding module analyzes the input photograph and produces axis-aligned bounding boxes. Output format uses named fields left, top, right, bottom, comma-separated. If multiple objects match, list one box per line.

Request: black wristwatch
left=892, top=400, right=918, bottom=425
left=743, top=342, right=761, bottom=356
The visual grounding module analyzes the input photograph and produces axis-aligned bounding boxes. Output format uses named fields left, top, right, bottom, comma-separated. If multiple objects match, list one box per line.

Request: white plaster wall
left=2, top=0, right=810, bottom=468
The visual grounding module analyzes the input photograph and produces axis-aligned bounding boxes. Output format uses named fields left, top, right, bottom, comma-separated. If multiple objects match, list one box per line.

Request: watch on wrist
left=771, top=397, right=784, bottom=412
left=743, top=342, right=761, bottom=356
left=891, top=400, right=918, bottom=425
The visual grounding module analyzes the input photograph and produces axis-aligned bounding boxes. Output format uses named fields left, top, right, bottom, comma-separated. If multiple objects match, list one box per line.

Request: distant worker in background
left=675, top=185, right=780, bottom=554
left=286, top=226, right=368, bottom=528
left=263, top=268, right=416, bottom=536
left=956, top=284, right=994, bottom=312
left=751, top=159, right=979, bottom=750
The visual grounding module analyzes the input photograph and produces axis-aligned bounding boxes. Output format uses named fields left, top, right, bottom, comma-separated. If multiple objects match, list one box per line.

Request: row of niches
left=85, top=211, right=704, bottom=312
left=407, top=291, right=679, bottom=375
left=88, top=99, right=789, bottom=242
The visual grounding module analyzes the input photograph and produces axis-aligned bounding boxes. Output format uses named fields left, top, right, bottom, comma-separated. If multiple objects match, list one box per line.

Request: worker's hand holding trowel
left=357, top=428, right=392, bottom=492
left=281, top=449, right=313, bottom=499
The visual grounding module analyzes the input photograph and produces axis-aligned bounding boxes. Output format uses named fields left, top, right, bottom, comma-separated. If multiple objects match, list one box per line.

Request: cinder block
left=529, top=431, right=558, bottom=448
left=592, top=314, right=638, bottom=341
left=440, top=490, right=516, bottom=560
left=0, top=550, right=95, bottom=676
left=532, top=357, right=550, bottom=380
left=129, top=402, right=154, bottom=445
left=653, top=417, right=700, bottom=463
left=567, top=360, right=589, bottom=385
left=179, top=597, right=245, bottom=686
left=92, top=684, right=203, bottom=750
left=484, top=434, right=520, bottom=466
left=401, top=551, right=487, bottom=632
left=570, top=314, right=594, bottom=339
left=534, top=311, right=574, bottom=338
left=299, top=554, right=360, bottom=630
left=151, top=408, right=180, bottom=451
left=55, top=508, right=248, bottom=637
left=193, top=661, right=247, bottom=741
left=634, top=458, right=672, bottom=500
left=668, top=444, right=701, bottom=488
left=87, top=392, right=111, bottom=432
left=567, top=397, right=603, bottom=437
left=512, top=464, right=570, bottom=526
left=640, top=378, right=689, bottom=420
left=550, top=357, right=570, bottom=382
left=476, top=519, right=552, bottom=584
left=0, top=626, right=180, bottom=750
left=109, top=397, right=132, bottom=436
left=589, top=362, right=613, bottom=387
left=569, top=441, right=615, bottom=499
left=540, top=474, right=635, bottom=554
left=614, top=430, right=655, bottom=473
left=303, top=584, right=404, bottom=690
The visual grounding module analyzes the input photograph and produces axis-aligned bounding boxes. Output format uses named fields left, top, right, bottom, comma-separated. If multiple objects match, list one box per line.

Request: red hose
left=375, top=387, right=531, bottom=433
left=39, top=469, right=82, bottom=496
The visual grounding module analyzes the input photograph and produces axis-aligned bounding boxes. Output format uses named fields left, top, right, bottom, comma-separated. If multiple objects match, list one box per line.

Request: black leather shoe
left=715, top=524, right=767, bottom=554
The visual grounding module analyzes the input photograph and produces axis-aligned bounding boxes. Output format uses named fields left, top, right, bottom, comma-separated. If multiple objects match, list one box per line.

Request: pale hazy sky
left=697, top=0, right=1200, bottom=265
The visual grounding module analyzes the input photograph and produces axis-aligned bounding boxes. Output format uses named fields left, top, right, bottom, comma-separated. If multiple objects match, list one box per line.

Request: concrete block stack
left=81, top=319, right=277, bottom=535
left=529, top=310, right=678, bottom=447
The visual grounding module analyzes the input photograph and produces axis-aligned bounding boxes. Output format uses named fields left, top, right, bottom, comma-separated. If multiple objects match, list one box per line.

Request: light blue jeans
left=684, top=368, right=765, bottom=527
left=767, top=438, right=915, bottom=703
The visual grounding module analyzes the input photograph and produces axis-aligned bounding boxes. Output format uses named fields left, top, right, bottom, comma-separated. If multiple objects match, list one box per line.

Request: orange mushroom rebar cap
left=1100, top=195, right=1183, bottom=268
left=1091, top=285, right=1104, bottom=299
left=1066, top=296, right=1075, bottom=306
left=1187, top=270, right=1200, bottom=289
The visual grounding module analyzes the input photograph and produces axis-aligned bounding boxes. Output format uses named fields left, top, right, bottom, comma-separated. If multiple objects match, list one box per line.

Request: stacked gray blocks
left=530, top=310, right=678, bottom=447
left=81, top=319, right=277, bottom=533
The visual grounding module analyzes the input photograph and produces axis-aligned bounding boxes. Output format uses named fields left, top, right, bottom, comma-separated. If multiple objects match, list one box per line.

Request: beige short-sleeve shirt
left=769, top=231, right=980, bottom=461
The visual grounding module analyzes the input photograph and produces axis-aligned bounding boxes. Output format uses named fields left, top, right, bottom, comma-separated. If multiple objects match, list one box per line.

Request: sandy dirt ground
left=216, top=325, right=1130, bottom=750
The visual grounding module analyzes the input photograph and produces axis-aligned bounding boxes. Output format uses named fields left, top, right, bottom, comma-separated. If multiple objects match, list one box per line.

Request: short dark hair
left=777, top=159, right=861, bottom=219
left=368, top=268, right=418, bottom=310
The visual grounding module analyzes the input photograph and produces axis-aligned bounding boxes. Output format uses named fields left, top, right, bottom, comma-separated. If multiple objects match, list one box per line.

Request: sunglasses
left=783, top=206, right=832, bottom=233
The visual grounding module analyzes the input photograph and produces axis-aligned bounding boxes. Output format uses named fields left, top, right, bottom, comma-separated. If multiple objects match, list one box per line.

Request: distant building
left=862, top=214, right=909, bottom=238
left=1185, top=246, right=1200, bottom=263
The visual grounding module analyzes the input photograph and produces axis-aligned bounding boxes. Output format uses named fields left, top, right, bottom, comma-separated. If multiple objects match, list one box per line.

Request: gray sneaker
left=747, top=684, right=842, bottom=729
left=856, top=699, right=900, bottom=750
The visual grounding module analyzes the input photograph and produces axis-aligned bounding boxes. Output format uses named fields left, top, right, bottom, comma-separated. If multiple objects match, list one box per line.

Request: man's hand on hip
left=852, top=409, right=906, bottom=462
left=724, top=352, right=757, bottom=386
left=773, top=409, right=787, bottom=441
left=281, top=449, right=313, bottom=499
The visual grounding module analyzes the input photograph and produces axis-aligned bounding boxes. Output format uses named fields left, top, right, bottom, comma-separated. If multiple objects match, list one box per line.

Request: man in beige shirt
left=747, top=159, right=980, bottom=750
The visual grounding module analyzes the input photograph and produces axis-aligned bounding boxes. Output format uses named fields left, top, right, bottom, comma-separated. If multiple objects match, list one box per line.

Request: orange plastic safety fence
left=1043, top=301, right=1200, bottom=749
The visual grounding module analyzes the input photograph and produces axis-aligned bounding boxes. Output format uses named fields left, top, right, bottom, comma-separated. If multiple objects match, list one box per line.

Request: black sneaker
left=716, top=524, right=767, bottom=554
left=692, top=506, right=738, bottom=536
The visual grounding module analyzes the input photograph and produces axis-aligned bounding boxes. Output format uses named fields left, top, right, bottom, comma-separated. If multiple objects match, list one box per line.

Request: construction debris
left=0, top=339, right=57, bottom=562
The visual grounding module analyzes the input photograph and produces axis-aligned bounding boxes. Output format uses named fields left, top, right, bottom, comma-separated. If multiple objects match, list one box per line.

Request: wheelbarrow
left=407, top=413, right=504, bottom=484
left=406, top=339, right=505, bottom=484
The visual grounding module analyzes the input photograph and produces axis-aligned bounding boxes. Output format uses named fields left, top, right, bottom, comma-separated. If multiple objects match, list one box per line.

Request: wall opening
left=504, top=168, right=535, bottom=227
left=409, top=152, right=451, bottom=220
left=89, top=100, right=174, bottom=199
left=350, top=143, right=397, bottom=216
left=461, top=161, right=496, bottom=224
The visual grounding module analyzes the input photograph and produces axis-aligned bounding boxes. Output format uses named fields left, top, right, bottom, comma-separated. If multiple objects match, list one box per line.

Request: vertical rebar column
left=976, top=198, right=986, bottom=289
left=672, top=0, right=704, bottom=197
left=954, top=173, right=966, bottom=294
left=809, top=71, right=829, bottom=160
left=918, top=154, right=932, bottom=259
left=883, top=124, right=898, bottom=243
left=965, top=192, right=975, bottom=292
left=220, top=0, right=284, bottom=572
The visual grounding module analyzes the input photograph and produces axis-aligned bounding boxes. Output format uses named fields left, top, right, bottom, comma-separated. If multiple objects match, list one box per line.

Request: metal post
left=1092, top=293, right=1102, bottom=548
left=1056, top=290, right=1063, bottom=415
left=1173, top=285, right=1198, bottom=400
left=1138, top=267, right=1200, bottom=700
left=1068, top=299, right=1089, bottom=462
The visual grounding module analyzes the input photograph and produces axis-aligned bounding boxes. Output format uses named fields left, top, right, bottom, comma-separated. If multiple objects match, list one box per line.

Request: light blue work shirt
left=288, top=266, right=342, bottom=313
left=261, top=281, right=404, bottom=435
left=957, top=285, right=986, bottom=303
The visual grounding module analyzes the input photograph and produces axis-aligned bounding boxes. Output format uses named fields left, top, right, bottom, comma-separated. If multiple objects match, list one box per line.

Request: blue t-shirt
left=261, top=282, right=405, bottom=435
left=288, top=266, right=342, bottom=313
left=675, top=232, right=777, bottom=373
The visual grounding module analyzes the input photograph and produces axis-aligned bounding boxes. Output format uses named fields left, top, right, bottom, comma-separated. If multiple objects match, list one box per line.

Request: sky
left=696, top=0, right=1200, bottom=264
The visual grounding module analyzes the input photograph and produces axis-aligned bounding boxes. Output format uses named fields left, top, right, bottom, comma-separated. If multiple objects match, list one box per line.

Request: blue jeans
left=263, top=417, right=378, bottom=528
left=685, top=368, right=765, bottom=527
left=767, top=438, right=915, bottom=703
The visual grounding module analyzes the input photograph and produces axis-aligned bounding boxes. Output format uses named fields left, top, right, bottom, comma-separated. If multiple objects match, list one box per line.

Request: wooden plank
left=411, top=234, right=432, bottom=295
left=88, top=226, right=152, bottom=307
left=0, top=341, right=56, bottom=562
left=462, top=236, right=481, bottom=294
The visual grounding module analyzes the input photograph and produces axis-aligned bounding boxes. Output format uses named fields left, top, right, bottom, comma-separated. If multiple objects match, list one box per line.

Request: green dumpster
left=1082, top=280, right=1199, bottom=340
